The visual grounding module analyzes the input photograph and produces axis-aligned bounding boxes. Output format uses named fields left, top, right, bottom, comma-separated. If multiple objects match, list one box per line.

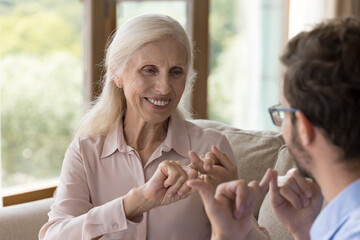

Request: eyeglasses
left=268, top=104, right=298, bottom=127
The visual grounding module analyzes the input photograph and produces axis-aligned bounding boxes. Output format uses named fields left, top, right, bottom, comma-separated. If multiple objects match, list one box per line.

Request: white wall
left=288, top=0, right=336, bottom=39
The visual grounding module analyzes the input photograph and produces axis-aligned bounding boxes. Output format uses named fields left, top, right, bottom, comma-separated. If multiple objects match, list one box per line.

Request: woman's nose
left=154, top=73, right=171, bottom=94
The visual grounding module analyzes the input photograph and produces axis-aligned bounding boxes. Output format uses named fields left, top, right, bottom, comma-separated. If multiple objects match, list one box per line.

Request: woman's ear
left=295, top=111, right=315, bottom=146
left=114, top=76, right=123, bottom=88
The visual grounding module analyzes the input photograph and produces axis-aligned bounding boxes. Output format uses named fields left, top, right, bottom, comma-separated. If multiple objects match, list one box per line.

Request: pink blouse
left=39, top=114, right=235, bottom=240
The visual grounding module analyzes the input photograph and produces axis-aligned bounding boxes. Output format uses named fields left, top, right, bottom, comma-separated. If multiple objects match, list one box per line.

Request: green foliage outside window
left=0, top=0, right=82, bottom=188
left=208, top=0, right=239, bottom=124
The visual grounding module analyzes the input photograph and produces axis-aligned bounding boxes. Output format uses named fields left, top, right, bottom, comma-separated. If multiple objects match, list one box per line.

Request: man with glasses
left=188, top=17, right=360, bottom=240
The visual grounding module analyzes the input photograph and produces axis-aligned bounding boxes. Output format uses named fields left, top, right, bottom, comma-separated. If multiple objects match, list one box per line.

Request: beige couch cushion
left=0, top=198, right=54, bottom=240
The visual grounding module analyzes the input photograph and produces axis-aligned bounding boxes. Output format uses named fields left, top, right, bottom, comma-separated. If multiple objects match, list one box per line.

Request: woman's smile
left=145, top=97, right=171, bottom=107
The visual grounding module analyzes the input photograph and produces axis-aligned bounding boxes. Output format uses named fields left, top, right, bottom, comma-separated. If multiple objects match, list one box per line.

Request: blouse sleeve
left=39, top=139, right=141, bottom=240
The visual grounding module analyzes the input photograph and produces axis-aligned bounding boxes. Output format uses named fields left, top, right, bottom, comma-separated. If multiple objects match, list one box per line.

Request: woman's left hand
left=189, top=145, right=238, bottom=188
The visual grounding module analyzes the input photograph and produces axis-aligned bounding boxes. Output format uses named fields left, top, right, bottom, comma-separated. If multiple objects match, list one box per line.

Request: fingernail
left=305, top=190, right=312, bottom=198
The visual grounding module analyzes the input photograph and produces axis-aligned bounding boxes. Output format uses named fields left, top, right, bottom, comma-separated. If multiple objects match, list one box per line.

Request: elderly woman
left=39, top=14, right=265, bottom=240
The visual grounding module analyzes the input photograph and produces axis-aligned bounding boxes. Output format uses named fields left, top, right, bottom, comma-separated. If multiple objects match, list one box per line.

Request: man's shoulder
left=333, top=193, right=360, bottom=239
left=335, top=210, right=360, bottom=239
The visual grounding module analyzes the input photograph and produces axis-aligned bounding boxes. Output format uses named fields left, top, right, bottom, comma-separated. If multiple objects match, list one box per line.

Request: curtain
left=287, top=0, right=336, bottom=39
left=336, top=0, right=360, bottom=18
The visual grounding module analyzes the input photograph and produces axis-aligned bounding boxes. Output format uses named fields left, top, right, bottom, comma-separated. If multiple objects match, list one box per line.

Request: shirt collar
left=162, top=112, right=190, bottom=158
left=310, top=178, right=360, bottom=239
left=101, top=117, right=126, bottom=158
left=101, top=112, right=190, bottom=159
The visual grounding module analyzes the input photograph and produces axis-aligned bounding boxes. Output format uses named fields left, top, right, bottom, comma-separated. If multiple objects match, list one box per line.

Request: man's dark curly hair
left=281, top=17, right=360, bottom=160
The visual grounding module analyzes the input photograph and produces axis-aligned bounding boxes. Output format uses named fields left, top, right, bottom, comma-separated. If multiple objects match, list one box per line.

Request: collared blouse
left=39, top=113, right=235, bottom=240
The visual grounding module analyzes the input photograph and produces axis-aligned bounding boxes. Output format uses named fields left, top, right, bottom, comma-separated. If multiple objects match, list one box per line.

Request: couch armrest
left=0, top=197, right=54, bottom=240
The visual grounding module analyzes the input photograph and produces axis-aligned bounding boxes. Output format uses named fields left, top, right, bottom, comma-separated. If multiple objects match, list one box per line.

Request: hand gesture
left=144, top=160, right=198, bottom=206
left=188, top=169, right=273, bottom=240
left=123, top=160, right=198, bottom=221
left=269, top=168, right=323, bottom=240
left=189, top=145, right=238, bottom=188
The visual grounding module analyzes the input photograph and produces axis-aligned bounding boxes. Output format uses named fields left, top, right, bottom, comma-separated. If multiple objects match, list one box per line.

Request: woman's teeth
left=146, top=97, right=170, bottom=106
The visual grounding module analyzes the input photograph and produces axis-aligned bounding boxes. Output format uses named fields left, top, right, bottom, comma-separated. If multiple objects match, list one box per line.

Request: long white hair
left=75, top=14, right=196, bottom=138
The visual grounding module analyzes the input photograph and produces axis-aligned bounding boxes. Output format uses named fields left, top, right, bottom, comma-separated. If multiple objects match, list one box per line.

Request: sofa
left=0, top=119, right=296, bottom=240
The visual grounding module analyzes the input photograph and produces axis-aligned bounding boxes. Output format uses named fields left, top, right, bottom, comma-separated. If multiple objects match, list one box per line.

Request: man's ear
left=295, top=111, right=315, bottom=146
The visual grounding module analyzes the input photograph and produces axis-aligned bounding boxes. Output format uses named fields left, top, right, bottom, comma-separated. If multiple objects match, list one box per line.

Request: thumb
left=187, top=179, right=216, bottom=205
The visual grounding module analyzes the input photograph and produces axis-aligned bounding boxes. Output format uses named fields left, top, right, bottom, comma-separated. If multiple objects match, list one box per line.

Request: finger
left=215, top=180, right=240, bottom=215
left=269, top=170, right=284, bottom=207
left=234, top=180, right=252, bottom=215
left=279, top=183, right=303, bottom=209
left=203, top=152, right=217, bottom=172
left=177, top=164, right=199, bottom=196
left=162, top=162, right=187, bottom=195
left=288, top=168, right=313, bottom=198
left=187, top=179, right=216, bottom=206
left=279, top=168, right=312, bottom=207
left=278, top=175, right=309, bottom=207
left=211, top=146, right=237, bottom=172
left=259, top=168, right=273, bottom=195
left=188, top=151, right=207, bottom=174
left=215, top=180, right=240, bottom=201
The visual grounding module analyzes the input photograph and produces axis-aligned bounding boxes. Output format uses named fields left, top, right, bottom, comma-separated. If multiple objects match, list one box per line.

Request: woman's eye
left=142, top=66, right=156, bottom=75
left=171, top=67, right=183, bottom=76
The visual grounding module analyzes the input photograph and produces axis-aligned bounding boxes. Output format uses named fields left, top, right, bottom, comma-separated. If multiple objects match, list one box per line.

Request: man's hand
left=188, top=169, right=273, bottom=240
left=189, top=145, right=238, bottom=188
left=269, top=168, right=323, bottom=240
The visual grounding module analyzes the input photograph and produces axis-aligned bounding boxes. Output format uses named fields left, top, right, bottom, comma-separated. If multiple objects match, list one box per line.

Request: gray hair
left=75, top=14, right=196, bottom=138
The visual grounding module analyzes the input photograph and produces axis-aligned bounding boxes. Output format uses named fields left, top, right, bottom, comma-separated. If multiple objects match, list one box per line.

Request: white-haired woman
left=39, top=14, right=265, bottom=240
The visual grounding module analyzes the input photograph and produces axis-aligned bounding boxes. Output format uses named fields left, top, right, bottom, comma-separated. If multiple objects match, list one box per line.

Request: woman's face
left=115, top=37, right=187, bottom=124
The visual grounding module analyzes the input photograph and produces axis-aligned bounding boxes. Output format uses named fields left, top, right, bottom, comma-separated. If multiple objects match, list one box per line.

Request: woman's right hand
left=123, top=160, right=198, bottom=221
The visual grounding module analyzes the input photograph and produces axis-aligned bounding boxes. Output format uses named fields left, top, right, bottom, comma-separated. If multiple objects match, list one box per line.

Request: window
left=116, top=1, right=186, bottom=26
left=208, top=0, right=288, bottom=131
left=0, top=0, right=83, bottom=198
